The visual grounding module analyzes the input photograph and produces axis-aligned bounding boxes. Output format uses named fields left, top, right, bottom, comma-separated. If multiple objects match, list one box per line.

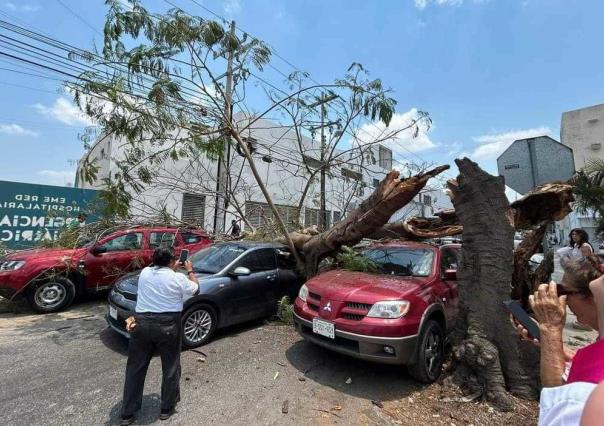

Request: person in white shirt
left=120, top=247, right=199, bottom=425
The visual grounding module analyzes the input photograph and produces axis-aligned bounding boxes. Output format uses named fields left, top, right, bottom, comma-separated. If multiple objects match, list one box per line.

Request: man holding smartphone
left=120, top=247, right=199, bottom=425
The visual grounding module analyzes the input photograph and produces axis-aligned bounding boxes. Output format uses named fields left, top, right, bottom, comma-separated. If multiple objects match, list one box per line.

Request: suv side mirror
left=444, top=269, right=457, bottom=281
left=230, top=266, right=251, bottom=276
left=91, top=245, right=107, bottom=255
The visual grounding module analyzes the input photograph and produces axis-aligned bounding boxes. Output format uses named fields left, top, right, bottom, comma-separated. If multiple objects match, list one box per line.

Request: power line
left=54, top=0, right=103, bottom=36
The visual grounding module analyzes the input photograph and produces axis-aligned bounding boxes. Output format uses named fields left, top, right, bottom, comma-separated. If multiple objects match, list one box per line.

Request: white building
left=76, top=114, right=441, bottom=233
left=559, top=103, right=604, bottom=244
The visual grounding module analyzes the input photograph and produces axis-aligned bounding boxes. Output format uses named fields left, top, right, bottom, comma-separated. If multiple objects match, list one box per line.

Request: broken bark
left=448, top=158, right=538, bottom=410
left=368, top=209, right=462, bottom=240
left=290, top=165, right=450, bottom=275
left=508, top=183, right=574, bottom=230
left=511, top=222, right=551, bottom=308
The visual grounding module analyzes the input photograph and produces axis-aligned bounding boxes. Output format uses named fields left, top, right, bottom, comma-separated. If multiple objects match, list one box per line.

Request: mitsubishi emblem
left=323, top=302, right=332, bottom=312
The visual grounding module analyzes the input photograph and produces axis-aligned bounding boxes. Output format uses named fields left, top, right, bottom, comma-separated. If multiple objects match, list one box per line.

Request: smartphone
left=503, top=300, right=540, bottom=340
left=178, top=249, right=189, bottom=265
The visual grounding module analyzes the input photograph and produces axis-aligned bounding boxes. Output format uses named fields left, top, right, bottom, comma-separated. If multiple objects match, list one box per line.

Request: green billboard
left=0, top=180, right=100, bottom=249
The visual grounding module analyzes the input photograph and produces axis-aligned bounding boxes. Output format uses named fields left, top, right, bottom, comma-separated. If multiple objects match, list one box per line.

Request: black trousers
left=121, top=312, right=182, bottom=417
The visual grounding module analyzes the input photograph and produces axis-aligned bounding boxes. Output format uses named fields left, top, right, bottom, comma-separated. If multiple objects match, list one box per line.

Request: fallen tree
left=285, top=165, right=450, bottom=275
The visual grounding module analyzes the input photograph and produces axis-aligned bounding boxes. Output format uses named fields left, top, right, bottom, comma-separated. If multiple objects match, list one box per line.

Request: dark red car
left=293, top=241, right=460, bottom=383
left=0, top=227, right=211, bottom=313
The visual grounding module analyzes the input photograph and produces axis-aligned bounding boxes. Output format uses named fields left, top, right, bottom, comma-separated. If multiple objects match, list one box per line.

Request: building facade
left=559, top=103, right=604, bottom=244
left=76, top=114, right=442, bottom=233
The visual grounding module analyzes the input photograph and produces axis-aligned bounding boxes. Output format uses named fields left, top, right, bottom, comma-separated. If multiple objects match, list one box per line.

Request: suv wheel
left=27, top=277, right=76, bottom=313
left=407, top=319, right=445, bottom=383
left=181, top=304, right=217, bottom=348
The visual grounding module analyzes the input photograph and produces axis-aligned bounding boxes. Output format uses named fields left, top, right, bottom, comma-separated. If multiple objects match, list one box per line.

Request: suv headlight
left=367, top=301, right=410, bottom=318
left=0, top=260, right=25, bottom=271
left=298, top=284, right=309, bottom=302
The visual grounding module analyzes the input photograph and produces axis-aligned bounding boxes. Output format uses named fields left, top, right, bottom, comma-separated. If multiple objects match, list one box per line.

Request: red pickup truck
left=0, top=226, right=211, bottom=313
left=293, top=241, right=460, bottom=383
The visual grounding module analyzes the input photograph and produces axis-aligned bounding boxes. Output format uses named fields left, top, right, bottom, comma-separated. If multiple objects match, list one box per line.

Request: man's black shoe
left=120, top=415, right=135, bottom=425
left=159, top=408, right=176, bottom=421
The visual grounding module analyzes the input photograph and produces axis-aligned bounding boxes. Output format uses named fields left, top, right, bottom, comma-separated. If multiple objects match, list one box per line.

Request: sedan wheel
left=181, top=304, right=217, bottom=348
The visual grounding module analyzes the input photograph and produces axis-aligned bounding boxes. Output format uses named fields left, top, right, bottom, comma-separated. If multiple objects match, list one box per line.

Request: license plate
left=109, top=305, right=117, bottom=320
left=312, top=318, right=335, bottom=339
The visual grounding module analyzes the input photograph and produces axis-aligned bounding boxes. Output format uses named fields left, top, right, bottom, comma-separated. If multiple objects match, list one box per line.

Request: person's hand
left=125, top=316, right=136, bottom=332
left=183, top=260, right=193, bottom=273
left=510, top=314, right=540, bottom=347
left=529, top=281, right=567, bottom=333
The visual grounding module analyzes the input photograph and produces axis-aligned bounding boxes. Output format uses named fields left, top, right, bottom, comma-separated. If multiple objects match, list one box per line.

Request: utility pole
left=307, top=92, right=339, bottom=231
left=213, top=20, right=236, bottom=235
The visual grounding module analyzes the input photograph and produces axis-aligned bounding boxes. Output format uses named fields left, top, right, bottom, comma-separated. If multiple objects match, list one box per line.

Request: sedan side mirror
left=91, top=245, right=107, bottom=256
left=444, top=269, right=457, bottom=281
left=230, top=266, right=251, bottom=276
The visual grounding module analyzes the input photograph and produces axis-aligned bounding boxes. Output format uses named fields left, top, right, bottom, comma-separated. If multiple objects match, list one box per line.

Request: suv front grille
left=342, top=313, right=364, bottom=321
left=307, top=303, right=319, bottom=312
left=309, top=291, right=321, bottom=301
left=346, top=302, right=372, bottom=311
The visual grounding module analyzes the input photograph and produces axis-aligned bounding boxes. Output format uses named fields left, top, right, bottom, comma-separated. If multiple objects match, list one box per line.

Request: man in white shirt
left=120, top=247, right=199, bottom=425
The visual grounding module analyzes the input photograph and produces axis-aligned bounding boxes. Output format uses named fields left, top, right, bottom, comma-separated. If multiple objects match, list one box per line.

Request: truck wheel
left=407, top=319, right=445, bottom=383
left=27, top=277, right=76, bottom=314
left=181, top=304, right=217, bottom=348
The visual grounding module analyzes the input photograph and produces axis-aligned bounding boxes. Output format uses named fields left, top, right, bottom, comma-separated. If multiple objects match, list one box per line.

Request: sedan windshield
left=362, top=247, right=434, bottom=277
left=189, top=244, right=246, bottom=274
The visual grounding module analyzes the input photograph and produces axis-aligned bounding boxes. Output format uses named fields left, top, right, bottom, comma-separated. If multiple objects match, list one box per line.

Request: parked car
left=0, top=226, right=211, bottom=313
left=106, top=241, right=304, bottom=348
left=293, top=241, right=461, bottom=383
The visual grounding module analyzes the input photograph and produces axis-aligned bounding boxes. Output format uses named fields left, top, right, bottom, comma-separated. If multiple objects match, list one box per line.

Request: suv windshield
left=362, top=247, right=434, bottom=277
left=190, top=244, right=246, bottom=274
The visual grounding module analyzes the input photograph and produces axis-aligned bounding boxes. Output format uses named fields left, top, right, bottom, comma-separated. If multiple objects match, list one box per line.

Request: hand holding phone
left=178, top=249, right=189, bottom=265
left=504, top=300, right=540, bottom=340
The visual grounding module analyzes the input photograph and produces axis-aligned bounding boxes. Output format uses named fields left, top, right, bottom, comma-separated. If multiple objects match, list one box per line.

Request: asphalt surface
left=0, top=296, right=419, bottom=426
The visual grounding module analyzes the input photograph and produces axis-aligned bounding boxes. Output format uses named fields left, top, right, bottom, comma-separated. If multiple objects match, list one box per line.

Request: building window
left=302, top=155, right=324, bottom=170
left=422, top=194, right=432, bottom=206
left=373, top=178, right=380, bottom=188
left=356, top=182, right=366, bottom=197
left=181, top=193, right=206, bottom=227
left=333, top=211, right=341, bottom=223
left=245, top=201, right=300, bottom=231
left=304, top=207, right=331, bottom=229
left=341, top=168, right=362, bottom=181
left=378, top=145, right=393, bottom=170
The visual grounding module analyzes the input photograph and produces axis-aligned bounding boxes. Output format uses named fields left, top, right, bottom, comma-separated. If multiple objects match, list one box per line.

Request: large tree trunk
left=287, top=166, right=450, bottom=275
left=447, top=158, right=538, bottom=410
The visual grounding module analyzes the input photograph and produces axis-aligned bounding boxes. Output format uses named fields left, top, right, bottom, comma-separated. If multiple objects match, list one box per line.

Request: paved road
left=0, top=297, right=416, bottom=425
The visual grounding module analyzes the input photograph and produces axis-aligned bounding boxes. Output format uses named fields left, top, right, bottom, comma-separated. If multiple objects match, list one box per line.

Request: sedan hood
left=305, top=269, right=431, bottom=302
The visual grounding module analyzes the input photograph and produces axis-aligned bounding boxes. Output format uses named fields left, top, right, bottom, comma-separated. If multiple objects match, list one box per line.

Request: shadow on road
left=285, top=339, right=424, bottom=402
left=106, top=393, right=162, bottom=425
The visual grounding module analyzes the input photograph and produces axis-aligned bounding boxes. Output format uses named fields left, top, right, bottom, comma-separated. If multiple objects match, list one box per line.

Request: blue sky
left=1, top=0, right=603, bottom=188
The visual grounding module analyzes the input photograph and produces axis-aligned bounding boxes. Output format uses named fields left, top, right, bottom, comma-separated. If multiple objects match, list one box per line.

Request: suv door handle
left=267, top=275, right=276, bottom=281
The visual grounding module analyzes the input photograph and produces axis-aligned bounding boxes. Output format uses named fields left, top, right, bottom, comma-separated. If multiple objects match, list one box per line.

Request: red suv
left=293, top=241, right=460, bottom=383
left=0, top=227, right=211, bottom=313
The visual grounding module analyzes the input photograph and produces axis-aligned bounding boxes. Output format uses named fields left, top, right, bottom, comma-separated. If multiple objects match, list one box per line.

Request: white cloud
left=224, top=0, right=241, bottom=16
left=34, top=97, right=94, bottom=126
left=470, top=126, right=552, bottom=160
left=37, top=170, right=76, bottom=186
left=4, top=2, right=40, bottom=12
left=355, top=108, right=437, bottom=155
left=0, top=123, right=38, bottom=136
left=415, top=0, right=486, bottom=9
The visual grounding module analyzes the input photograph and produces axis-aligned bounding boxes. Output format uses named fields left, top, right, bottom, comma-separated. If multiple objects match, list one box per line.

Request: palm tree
left=570, top=159, right=604, bottom=236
